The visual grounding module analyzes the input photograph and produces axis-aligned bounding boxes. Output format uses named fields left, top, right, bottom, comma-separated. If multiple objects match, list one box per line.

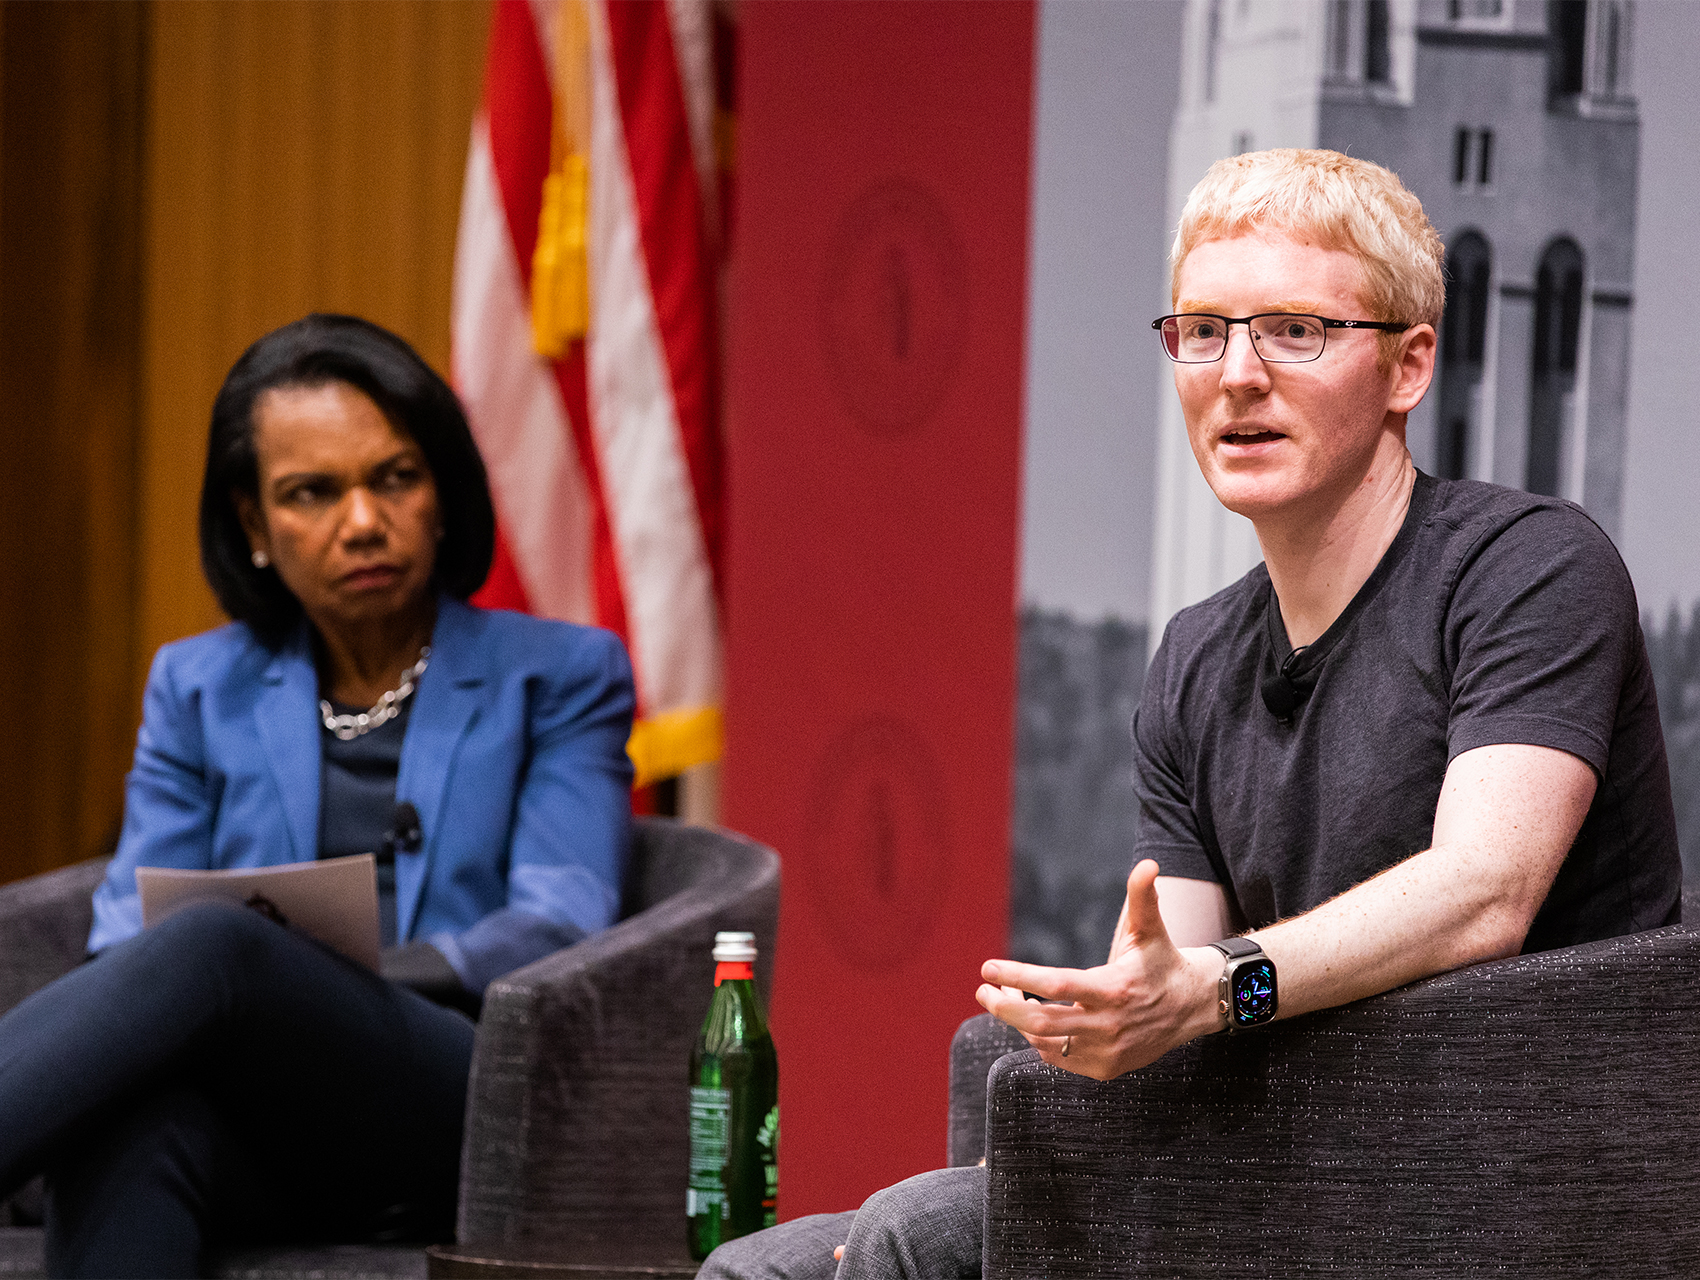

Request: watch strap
left=1208, top=936, right=1263, bottom=960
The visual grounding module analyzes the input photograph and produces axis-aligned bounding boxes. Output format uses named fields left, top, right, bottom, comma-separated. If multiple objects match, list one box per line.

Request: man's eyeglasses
left=1152, top=313, right=1410, bottom=364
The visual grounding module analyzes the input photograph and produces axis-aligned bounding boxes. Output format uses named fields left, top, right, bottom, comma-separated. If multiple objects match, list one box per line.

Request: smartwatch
left=1209, top=937, right=1277, bottom=1033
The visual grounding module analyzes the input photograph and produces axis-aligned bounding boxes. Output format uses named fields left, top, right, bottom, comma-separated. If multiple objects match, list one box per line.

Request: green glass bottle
left=687, top=930, right=779, bottom=1261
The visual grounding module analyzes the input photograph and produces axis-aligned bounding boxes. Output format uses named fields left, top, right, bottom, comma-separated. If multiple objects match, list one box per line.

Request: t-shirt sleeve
left=1132, top=623, right=1226, bottom=885
left=1445, top=505, right=1633, bottom=774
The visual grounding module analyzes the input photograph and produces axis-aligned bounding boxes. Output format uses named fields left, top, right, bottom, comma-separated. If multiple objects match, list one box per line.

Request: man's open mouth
left=1223, top=430, right=1284, bottom=445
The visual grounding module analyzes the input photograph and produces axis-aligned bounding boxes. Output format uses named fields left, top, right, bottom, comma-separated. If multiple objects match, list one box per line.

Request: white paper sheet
left=137, top=855, right=381, bottom=970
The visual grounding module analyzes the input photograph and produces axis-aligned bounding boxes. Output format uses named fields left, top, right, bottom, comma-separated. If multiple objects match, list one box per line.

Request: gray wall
left=1019, top=0, right=1184, bottom=624
left=1620, top=0, right=1700, bottom=620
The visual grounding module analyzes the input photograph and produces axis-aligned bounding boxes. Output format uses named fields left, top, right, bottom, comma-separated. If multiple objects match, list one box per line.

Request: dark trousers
left=0, top=902, right=476, bottom=1279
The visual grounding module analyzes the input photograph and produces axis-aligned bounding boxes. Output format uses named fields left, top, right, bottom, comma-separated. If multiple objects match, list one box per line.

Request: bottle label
left=758, top=1102, right=780, bottom=1227
left=687, top=1085, right=732, bottom=1220
left=714, top=961, right=754, bottom=986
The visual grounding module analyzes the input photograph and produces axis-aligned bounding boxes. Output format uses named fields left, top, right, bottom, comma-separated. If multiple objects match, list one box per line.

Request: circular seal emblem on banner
left=804, top=717, right=952, bottom=971
left=820, top=178, right=970, bottom=438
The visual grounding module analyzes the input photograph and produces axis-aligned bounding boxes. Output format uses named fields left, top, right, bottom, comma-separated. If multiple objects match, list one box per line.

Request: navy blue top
left=319, top=699, right=412, bottom=947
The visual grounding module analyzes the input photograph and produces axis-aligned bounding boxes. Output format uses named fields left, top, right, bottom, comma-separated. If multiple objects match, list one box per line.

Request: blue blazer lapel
left=253, top=628, right=322, bottom=864
left=395, top=598, right=488, bottom=940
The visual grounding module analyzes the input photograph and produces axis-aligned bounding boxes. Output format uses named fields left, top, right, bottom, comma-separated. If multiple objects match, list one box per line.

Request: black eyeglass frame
left=1151, top=313, right=1413, bottom=364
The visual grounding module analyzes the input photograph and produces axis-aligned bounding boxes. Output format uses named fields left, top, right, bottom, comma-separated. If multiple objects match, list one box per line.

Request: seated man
left=702, top=148, right=1680, bottom=1279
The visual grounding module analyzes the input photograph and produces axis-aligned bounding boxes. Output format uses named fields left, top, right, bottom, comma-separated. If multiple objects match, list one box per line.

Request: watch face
left=1230, top=958, right=1278, bottom=1028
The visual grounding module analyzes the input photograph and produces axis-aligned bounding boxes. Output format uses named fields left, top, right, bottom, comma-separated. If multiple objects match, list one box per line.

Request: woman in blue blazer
left=0, top=315, right=634, bottom=1277
left=88, top=592, right=633, bottom=993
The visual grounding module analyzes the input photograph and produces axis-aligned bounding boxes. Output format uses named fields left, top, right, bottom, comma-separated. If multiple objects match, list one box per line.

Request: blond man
left=703, top=149, right=1679, bottom=1280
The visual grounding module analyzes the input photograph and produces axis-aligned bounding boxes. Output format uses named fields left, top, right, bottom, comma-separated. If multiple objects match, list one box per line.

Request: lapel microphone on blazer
left=1261, top=644, right=1313, bottom=720
left=381, top=801, right=423, bottom=858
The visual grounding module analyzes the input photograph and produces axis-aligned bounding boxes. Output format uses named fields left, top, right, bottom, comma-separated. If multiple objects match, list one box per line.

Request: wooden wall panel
left=0, top=1, right=145, bottom=882
left=0, top=0, right=489, bottom=886
left=140, top=0, right=491, bottom=677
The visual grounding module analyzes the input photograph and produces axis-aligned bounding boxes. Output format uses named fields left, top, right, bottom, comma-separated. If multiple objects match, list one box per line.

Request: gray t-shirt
left=1135, top=472, right=1680, bottom=952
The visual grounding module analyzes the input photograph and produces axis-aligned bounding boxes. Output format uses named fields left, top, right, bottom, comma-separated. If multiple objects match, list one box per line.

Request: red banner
left=723, top=0, right=1036, bottom=1217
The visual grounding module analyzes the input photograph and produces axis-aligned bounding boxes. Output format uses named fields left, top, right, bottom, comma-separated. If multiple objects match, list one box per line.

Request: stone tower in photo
left=1150, top=0, right=1639, bottom=632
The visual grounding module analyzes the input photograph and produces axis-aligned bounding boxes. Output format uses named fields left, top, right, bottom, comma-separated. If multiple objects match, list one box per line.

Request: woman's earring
left=251, top=550, right=270, bottom=569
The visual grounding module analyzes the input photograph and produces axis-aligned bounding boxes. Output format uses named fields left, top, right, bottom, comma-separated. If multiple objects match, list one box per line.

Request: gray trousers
left=698, top=1165, right=985, bottom=1280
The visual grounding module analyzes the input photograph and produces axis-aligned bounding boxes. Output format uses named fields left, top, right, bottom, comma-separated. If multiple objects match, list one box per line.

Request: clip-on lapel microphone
left=1260, top=644, right=1312, bottom=720
left=380, top=801, right=423, bottom=859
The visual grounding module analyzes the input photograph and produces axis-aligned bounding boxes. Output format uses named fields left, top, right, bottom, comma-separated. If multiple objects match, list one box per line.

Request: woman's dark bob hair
left=199, top=313, right=495, bottom=646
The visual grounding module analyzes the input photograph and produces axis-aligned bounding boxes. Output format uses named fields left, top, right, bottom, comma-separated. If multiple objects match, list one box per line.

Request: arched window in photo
left=1548, top=0, right=1633, bottom=105
left=1527, top=237, right=1585, bottom=497
left=1365, top=0, right=1392, bottom=84
left=1549, top=0, right=1588, bottom=98
left=1324, top=0, right=1405, bottom=94
left=1437, top=231, right=1492, bottom=480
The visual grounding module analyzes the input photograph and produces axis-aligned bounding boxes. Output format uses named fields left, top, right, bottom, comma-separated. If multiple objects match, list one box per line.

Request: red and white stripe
left=452, top=0, right=722, bottom=722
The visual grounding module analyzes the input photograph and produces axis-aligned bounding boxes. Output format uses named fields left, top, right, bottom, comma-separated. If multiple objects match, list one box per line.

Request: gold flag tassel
left=628, top=705, right=724, bottom=791
left=531, top=0, right=593, bottom=358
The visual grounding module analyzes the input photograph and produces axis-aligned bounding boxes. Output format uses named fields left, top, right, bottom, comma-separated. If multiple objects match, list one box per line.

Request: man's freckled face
left=1171, top=233, right=1401, bottom=523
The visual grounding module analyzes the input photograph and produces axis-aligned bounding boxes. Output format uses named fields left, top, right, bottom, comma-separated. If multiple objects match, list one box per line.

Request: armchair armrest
left=948, top=1014, right=1028, bottom=1168
left=983, top=924, right=1700, bottom=1278
left=0, top=859, right=107, bottom=1017
left=455, top=820, right=780, bottom=1268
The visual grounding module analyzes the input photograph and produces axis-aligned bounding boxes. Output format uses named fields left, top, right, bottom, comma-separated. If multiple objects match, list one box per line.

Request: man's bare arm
left=978, top=742, right=1597, bottom=1080
left=1151, top=876, right=1236, bottom=949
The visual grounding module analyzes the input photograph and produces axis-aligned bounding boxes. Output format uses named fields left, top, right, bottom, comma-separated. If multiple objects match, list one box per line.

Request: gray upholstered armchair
left=950, top=896, right=1700, bottom=1278
left=0, top=816, right=777, bottom=1280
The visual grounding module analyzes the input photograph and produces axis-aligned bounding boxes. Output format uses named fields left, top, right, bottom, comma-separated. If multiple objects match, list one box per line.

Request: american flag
left=452, top=0, right=725, bottom=788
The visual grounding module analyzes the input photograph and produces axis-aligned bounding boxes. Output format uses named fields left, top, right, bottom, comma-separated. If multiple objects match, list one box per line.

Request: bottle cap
left=713, top=931, right=758, bottom=962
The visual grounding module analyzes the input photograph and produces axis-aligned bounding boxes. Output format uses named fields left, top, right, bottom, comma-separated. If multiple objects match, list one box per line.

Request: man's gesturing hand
left=975, top=859, right=1223, bottom=1080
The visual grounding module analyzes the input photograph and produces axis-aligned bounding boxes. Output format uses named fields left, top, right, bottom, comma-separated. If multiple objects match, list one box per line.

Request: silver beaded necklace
left=320, top=647, right=430, bottom=742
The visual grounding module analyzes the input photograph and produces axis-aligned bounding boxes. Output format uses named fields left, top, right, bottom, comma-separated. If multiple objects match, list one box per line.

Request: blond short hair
left=1170, top=149, right=1446, bottom=338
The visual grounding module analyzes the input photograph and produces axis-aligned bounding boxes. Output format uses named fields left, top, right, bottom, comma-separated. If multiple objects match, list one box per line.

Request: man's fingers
left=1021, top=1028, right=1107, bottom=1079
left=1121, top=858, right=1169, bottom=944
left=977, top=982, right=1081, bottom=1035
left=1023, top=1028, right=1074, bottom=1067
left=1107, top=889, right=1135, bottom=961
left=980, top=958, right=1086, bottom=1002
